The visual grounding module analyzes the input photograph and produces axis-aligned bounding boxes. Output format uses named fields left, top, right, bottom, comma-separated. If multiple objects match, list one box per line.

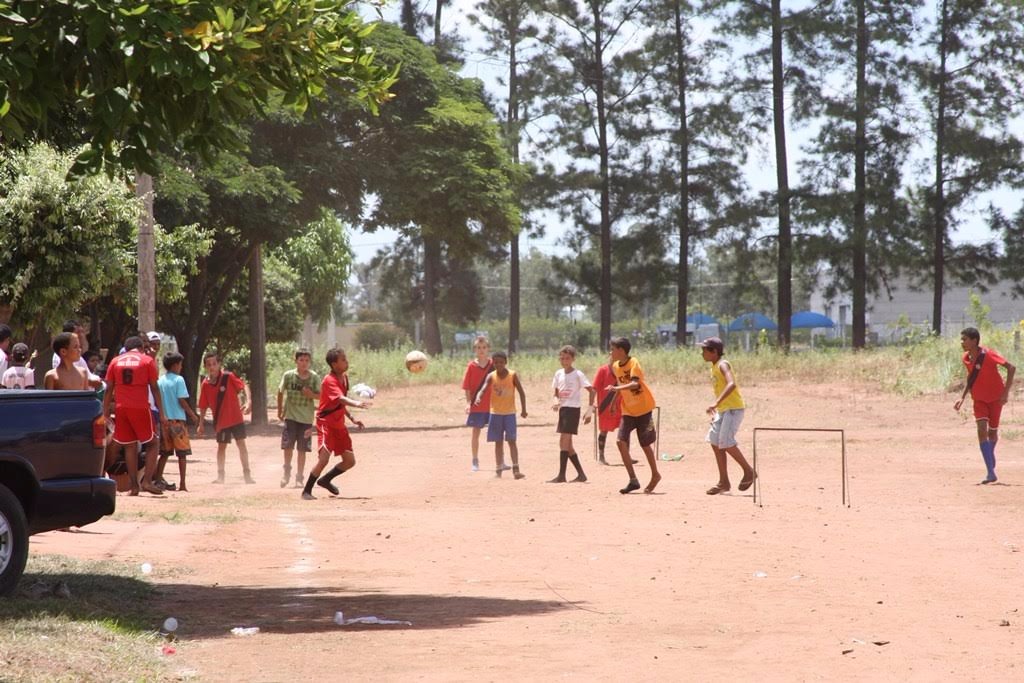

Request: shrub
left=355, top=323, right=411, bottom=351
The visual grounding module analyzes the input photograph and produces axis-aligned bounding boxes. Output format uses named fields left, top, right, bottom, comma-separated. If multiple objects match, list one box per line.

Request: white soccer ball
left=405, top=350, right=429, bottom=374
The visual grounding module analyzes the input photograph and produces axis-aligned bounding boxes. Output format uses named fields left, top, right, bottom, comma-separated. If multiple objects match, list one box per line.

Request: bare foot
left=129, top=488, right=140, bottom=497
left=571, top=474, right=587, bottom=483
left=644, top=472, right=661, bottom=493
left=141, top=482, right=164, bottom=496
left=547, top=476, right=566, bottom=483
left=178, top=486, right=188, bottom=492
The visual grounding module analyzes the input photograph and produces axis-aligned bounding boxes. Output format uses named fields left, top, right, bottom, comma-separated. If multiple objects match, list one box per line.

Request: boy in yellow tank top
left=605, top=336, right=662, bottom=494
left=474, top=351, right=528, bottom=479
left=700, top=337, right=755, bottom=495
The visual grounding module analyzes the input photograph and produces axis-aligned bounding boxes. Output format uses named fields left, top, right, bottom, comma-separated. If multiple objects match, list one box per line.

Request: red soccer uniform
left=317, top=372, right=353, bottom=454
left=105, top=351, right=158, bottom=408
left=964, top=347, right=1009, bottom=403
left=592, top=363, right=622, bottom=433
left=461, top=359, right=493, bottom=413
left=106, top=350, right=158, bottom=444
left=198, top=371, right=246, bottom=431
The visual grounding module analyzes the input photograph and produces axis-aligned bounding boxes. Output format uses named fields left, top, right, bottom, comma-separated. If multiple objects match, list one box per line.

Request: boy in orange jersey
left=605, top=337, right=661, bottom=494
left=475, top=351, right=527, bottom=479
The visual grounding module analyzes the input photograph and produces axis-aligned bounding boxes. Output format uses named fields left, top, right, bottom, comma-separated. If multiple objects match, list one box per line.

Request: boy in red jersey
left=197, top=352, right=253, bottom=484
left=591, top=350, right=622, bottom=465
left=102, top=335, right=168, bottom=496
left=303, top=347, right=371, bottom=500
left=461, top=335, right=493, bottom=472
left=954, top=327, right=1015, bottom=484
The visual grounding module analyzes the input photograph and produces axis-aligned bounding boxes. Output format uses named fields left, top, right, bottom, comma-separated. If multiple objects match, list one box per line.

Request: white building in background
left=810, top=275, right=1024, bottom=343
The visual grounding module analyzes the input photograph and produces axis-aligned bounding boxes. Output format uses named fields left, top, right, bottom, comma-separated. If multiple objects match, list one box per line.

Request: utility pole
left=248, top=245, right=267, bottom=425
left=136, top=172, right=156, bottom=333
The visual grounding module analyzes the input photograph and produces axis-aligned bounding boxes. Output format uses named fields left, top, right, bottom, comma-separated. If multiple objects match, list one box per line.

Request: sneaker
left=317, top=478, right=340, bottom=496
left=301, top=491, right=316, bottom=500
left=212, top=476, right=225, bottom=484
left=471, top=459, right=479, bottom=472
left=295, top=474, right=304, bottom=488
left=244, top=474, right=256, bottom=485
left=280, top=469, right=291, bottom=488
left=499, top=463, right=512, bottom=471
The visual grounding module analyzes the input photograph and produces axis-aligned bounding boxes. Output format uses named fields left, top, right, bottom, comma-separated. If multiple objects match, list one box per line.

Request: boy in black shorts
left=548, top=345, right=595, bottom=483
left=277, top=348, right=321, bottom=487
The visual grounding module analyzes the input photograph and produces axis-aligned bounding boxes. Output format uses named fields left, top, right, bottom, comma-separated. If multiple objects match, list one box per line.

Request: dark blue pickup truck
left=0, top=390, right=116, bottom=595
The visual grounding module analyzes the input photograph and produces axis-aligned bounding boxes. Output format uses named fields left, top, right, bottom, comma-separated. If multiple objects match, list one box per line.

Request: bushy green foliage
left=355, top=323, right=411, bottom=351
left=0, top=144, right=137, bottom=333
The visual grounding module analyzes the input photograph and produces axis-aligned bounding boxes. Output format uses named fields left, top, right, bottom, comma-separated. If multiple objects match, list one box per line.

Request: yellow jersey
left=489, top=370, right=518, bottom=415
left=612, top=357, right=656, bottom=417
left=711, top=360, right=744, bottom=411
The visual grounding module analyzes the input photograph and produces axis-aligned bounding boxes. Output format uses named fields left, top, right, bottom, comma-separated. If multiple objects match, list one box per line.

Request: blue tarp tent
left=727, top=313, right=778, bottom=332
left=791, top=311, right=835, bottom=328
left=686, top=312, right=719, bottom=325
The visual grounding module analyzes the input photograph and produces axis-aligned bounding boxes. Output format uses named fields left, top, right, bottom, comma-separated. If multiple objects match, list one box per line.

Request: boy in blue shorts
left=475, top=351, right=527, bottom=479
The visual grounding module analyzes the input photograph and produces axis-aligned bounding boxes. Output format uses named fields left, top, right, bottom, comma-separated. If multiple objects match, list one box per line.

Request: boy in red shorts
left=102, top=335, right=168, bottom=496
left=954, top=327, right=1015, bottom=484
left=302, top=347, right=371, bottom=500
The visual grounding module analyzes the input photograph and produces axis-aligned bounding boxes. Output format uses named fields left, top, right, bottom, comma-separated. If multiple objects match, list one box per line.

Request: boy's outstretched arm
left=474, top=375, right=492, bottom=406
left=514, top=374, right=528, bottom=418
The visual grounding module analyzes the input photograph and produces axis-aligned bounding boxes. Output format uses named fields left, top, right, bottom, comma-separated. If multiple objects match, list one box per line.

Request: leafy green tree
left=277, top=208, right=354, bottom=327
left=793, top=0, right=920, bottom=348
left=360, top=24, right=521, bottom=355
left=0, top=144, right=137, bottom=338
left=911, top=0, right=1024, bottom=335
left=638, top=0, right=752, bottom=345
left=0, top=0, right=394, bottom=173
left=211, top=253, right=305, bottom=353
left=535, top=0, right=656, bottom=349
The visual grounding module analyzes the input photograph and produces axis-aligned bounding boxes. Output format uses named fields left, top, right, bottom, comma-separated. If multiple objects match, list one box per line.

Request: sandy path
left=37, top=379, right=1023, bottom=681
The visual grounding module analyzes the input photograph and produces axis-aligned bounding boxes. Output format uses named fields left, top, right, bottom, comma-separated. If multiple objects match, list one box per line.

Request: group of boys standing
left=461, top=334, right=757, bottom=496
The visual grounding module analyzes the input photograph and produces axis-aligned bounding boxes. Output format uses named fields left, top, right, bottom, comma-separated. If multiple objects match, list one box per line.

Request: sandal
left=706, top=484, right=730, bottom=495
left=738, top=471, right=757, bottom=491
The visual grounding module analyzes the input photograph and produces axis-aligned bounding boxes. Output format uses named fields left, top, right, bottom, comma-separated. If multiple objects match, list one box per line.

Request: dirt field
left=35, top=378, right=1023, bottom=681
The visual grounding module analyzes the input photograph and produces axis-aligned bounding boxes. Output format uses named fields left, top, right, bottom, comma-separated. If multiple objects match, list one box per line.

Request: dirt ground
left=35, top=377, right=1023, bottom=681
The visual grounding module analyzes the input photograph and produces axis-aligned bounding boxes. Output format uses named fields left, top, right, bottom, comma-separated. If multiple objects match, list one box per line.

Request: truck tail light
left=93, top=416, right=106, bottom=449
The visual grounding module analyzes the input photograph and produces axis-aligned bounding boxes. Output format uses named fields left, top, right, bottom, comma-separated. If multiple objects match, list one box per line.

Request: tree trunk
left=401, top=0, right=418, bottom=37
left=248, top=244, right=267, bottom=426
left=852, top=0, right=868, bottom=349
left=135, top=172, right=156, bottom=334
left=592, top=4, right=612, bottom=350
left=673, top=0, right=691, bottom=348
left=508, top=21, right=521, bottom=355
left=771, top=0, right=793, bottom=351
left=434, top=0, right=444, bottom=47
left=422, top=236, right=444, bottom=355
left=932, top=0, right=950, bottom=336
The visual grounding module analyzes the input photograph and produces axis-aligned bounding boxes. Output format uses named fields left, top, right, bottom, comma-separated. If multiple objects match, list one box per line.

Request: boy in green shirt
left=277, top=348, right=322, bottom=488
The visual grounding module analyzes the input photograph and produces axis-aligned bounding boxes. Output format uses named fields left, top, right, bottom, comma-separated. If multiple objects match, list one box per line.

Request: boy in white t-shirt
left=548, top=345, right=596, bottom=483
left=2, top=343, right=35, bottom=389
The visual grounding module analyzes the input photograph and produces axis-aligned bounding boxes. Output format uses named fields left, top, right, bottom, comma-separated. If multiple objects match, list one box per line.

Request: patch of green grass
left=0, top=555, right=168, bottom=681
left=263, top=334, right=1011, bottom=396
left=113, top=508, right=244, bottom=525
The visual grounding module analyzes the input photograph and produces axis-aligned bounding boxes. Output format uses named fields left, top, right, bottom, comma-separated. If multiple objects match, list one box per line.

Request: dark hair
left=203, top=351, right=220, bottom=364
left=11, top=342, right=29, bottom=363
left=82, top=350, right=99, bottom=361
left=610, top=336, right=631, bottom=354
left=124, top=335, right=145, bottom=351
left=558, top=344, right=577, bottom=358
left=63, top=320, right=79, bottom=333
left=0, top=324, right=11, bottom=344
left=961, top=327, right=980, bottom=342
left=295, top=348, right=312, bottom=360
left=326, top=347, right=347, bottom=366
left=52, top=332, right=75, bottom=355
left=492, top=350, right=508, bottom=361
left=164, top=351, right=185, bottom=371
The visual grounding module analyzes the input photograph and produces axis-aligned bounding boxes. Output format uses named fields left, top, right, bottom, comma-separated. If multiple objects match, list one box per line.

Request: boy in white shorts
left=548, top=345, right=595, bottom=483
left=700, top=337, right=755, bottom=495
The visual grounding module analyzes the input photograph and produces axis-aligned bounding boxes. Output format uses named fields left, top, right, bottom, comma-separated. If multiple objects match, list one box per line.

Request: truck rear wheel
left=0, top=483, right=29, bottom=596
